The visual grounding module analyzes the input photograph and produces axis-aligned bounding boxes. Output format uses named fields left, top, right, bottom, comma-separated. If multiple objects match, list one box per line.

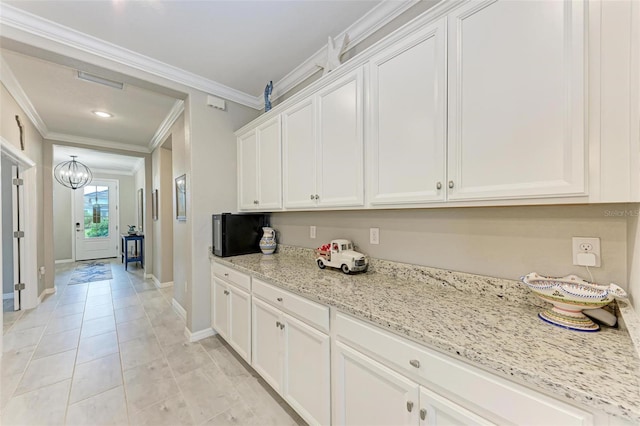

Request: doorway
left=73, top=180, right=118, bottom=261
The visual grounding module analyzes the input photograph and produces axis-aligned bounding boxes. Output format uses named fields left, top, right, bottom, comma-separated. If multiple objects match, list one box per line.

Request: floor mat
left=68, top=261, right=113, bottom=284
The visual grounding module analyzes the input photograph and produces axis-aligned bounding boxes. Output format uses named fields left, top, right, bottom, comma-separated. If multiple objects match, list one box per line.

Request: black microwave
left=212, top=213, right=268, bottom=257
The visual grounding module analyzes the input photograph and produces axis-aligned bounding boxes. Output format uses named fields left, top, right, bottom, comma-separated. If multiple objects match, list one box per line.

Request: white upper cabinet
left=446, top=0, right=586, bottom=201
left=368, top=18, right=447, bottom=206
left=237, top=116, right=282, bottom=211
left=283, top=68, right=364, bottom=209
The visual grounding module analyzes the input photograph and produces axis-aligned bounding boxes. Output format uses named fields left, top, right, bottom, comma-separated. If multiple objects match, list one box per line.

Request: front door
left=74, top=180, right=118, bottom=261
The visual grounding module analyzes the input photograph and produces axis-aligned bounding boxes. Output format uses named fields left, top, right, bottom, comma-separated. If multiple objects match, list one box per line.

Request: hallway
left=1, top=261, right=304, bottom=425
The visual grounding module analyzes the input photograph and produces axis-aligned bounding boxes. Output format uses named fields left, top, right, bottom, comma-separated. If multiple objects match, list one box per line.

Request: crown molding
left=0, top=54, right=49, bottom=137
left=46, top=132, right=151, bottom=154
left=149, top=100, right=184, bottom=152
left=0, top=3, right=262, bottom=109
left=267, top=0, right=420, bottom=102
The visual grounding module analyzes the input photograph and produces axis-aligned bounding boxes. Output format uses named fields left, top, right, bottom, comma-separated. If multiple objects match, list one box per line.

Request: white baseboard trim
left=172, top=298, right=187, bottom=322
left=38, top=287, right=56, bottom=303
left=55, top=259, right=74, bottom=264
left=184, top=326, right=215, bottom=342
left=148, top=274, right=173, bottom=289
left=3, top=292, right=13, bottom=300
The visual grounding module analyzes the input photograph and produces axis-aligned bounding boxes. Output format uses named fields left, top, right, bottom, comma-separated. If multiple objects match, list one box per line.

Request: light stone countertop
left=211, top=249, right=640, bottom=423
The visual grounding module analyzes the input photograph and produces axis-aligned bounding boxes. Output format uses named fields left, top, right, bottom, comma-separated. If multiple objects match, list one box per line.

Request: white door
left=212, top=277, right=229, bottom=339
left=447, top=0, right=585, bottom=200
left=316, top=68, right=364, bottom=207
left=257, top=117, right=283, bottom=210
left=283, top=98, right=317, bottom=209
left=228, top=284, right=251, bottom=363
left=419, top=387, right=494, bottom=426
left=369, top=19, right=447, bottom=206
left=333, top=341, right=420, bottom=426
left=282, top=312, right=331, bottom=426
left=237, top=130, right=259, bottom=210
left=252, top=297, right=283, bottom=392
left=74, top=180, right=118, bottom=260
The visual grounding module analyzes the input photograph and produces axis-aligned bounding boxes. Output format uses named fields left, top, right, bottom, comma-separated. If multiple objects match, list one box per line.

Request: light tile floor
left=1, top=259, right=305, bottom=425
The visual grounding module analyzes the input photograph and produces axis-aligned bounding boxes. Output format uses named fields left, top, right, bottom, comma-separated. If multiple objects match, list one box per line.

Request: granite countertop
left=211, top=249, right=640, bottom=423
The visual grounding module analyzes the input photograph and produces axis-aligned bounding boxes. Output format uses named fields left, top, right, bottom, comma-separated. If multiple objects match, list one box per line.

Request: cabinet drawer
left=335, top=312, right=592, bottom=426
left=213, top=262, right=251, bottom=292
left=253, top=278, right=329, bottom=333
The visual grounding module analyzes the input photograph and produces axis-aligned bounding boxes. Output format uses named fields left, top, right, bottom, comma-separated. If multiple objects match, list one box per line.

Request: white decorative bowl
left=521, top=272, right=627, bottom=332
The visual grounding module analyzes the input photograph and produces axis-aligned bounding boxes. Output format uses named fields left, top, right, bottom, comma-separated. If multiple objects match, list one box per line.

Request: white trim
left=0, top=54, right=49, bottom=137
left=0, top=3, right=261, bottom=109
left=91, top=168, right=134, bottom=177
left=54, top=258, right=74, bottom=264
left=132, top=157, right=145, bottom=174
left=38, top=287, right=56, bottom=304
left=149, top=100, right=185, bottom=151
left=47, top=132, right=150, bottom=154
left=2, top=293, right=13, bottom=300
left=269, top=0, right=420, bottom=101
left=147, top=274, right=172, bottom=289
left=0, top=137, right=37, bottom=168
left=184, top=326, right=215, bottom=343
left=172, top=298, right=187, bottom=322
left=21, top=166, right=39, bottom=310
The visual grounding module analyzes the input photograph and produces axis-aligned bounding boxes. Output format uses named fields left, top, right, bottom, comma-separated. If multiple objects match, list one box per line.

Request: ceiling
left=53, top=145, right=143, bottom=175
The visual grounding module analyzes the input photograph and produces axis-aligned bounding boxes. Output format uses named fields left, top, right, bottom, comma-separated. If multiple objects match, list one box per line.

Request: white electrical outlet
left=370, top=228, right=380, bottom=245
left=310, top=226, right=316, bottom=239
left=572, top=237, right=601, bottom=267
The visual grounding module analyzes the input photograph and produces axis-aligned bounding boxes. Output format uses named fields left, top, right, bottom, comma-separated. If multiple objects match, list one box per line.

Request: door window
left=83, top=185, right=110, bottom=238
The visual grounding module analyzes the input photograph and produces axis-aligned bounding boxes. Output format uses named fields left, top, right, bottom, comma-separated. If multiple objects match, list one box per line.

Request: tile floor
left=1, top=259, right=305, bottom=425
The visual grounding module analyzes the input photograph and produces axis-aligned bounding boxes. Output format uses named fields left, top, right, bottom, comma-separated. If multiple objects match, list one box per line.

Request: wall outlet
left=310, top=226, right=316, bottom=239
left=572, top=237, right=601, bottom=267
left=370, top=228, right=380, bottom=245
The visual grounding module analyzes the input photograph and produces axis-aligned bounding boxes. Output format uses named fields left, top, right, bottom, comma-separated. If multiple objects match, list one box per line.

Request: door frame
left=71, top=178, right=120, bottom=261
left=0, top=137, right=38, bottom=312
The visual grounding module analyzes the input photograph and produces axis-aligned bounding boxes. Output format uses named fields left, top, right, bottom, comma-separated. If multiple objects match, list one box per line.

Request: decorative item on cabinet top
left=315, top=239, right=368, bottom=274
left=264, top=80, right=273, bottom=112
left=521, top=272, right=627, bottom=332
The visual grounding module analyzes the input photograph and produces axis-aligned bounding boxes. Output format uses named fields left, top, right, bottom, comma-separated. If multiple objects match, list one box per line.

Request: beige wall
left=151, top=145, right=173, bottom=284
left=133, top=164, right=145, bottom=232
left=53, top=172, right=136, bottom=261
left=1, top=83, right=46, bottom=296
left=271, top=204, right=630, bottom=289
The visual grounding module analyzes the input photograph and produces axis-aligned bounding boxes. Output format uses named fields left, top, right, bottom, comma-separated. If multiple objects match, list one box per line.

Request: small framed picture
left=152, top=189, right=158, bottom=221
left=175, top=174, right=186, bottom=221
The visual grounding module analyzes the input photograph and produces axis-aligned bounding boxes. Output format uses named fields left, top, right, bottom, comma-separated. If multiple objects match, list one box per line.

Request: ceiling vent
left=77, top=71, right=124, bottom=90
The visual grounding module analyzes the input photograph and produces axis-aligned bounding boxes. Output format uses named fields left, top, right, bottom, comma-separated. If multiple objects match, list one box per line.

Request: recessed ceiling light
left=93, top=111, right=113, bottom=118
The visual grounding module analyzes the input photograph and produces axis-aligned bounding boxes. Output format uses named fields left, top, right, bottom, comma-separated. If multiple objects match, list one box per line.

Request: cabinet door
left=369, top=19, right=446, bottom=206
left=283, top=99, right=317, bottom=208
left=419, top=387, right=494, bottom=426
left=333, top=341, right=419, bottom=426
left=212, top=278, right=229, bottom=339
left=257, top=117, right=282, bottom=210
left=282, top=313, right=330, bottom=426
left=228, top=284, right=251, bottom=364
left=251, top=298, right=283, bottom=392
left=316, top=68, right=364, bottom=207
left=447, top=0, right=585, bottom=200
left=237, top=130, right=259, bottom=210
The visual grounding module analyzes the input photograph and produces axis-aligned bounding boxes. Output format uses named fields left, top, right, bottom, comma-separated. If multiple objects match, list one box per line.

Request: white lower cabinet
left=211, top=275, right=251, bottom=363
left=252, top=297, right=331, bottom=426
left=333, top=341, right=491, bottom=426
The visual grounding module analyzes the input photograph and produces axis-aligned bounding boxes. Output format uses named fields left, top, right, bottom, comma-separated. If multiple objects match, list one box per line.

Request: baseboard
left=172, top=298, right=187, bottom=322
left=3, top=292, right=13, bottom=300
left=38, top=287, right=56, bottom=303
left=148, top=274, right=173, bottom=289
left=184, top=326, right=215, bottom=342
left=55, top=259, right=74, bottom=264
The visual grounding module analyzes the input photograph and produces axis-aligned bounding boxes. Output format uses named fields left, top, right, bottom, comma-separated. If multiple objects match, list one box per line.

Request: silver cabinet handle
left=315, top=194, right=319, bottom=200
left=310, top=194, right=315, bottom=200
left=448, top=181, right=454, bottom=189
left=407, top=401, right=414, bottom=412
left=276, top=321, right=281, bottom=328
left=224, top=273, right=229, bottom=277
left=277, top=297, right=283, bottom=302
left=420, top=408, right=427, bottom=421
left=409, top=359, right=420, bottom=368
left=280, top=323, right=285, bottom=330
left=254, top=200, right=259, bottom=204
left=436, top=182, right=442, bottom=190
left=223, top=290, right=229, bottom=295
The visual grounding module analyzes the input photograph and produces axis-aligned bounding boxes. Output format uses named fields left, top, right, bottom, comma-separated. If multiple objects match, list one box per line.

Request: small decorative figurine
left=318, top=34, right=348, bottom=76
left=259, top=226, right=277, bottom=254
left=127, top=225, right=137, bottom=235
left=315, top=239, right=368, bottom=274
left=264, top=81, right=273, bottom=112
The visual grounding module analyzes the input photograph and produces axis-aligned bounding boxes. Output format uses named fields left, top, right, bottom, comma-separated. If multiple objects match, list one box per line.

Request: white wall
left=2, top=156, right=14, bottom=295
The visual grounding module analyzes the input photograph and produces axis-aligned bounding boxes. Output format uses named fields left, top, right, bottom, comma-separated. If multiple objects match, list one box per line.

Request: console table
left=121, top=234, right=144, bottom=271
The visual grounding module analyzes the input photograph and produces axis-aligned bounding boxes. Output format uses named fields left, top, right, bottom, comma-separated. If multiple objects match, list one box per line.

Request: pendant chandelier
left=54, top=155, right=92, bottom=190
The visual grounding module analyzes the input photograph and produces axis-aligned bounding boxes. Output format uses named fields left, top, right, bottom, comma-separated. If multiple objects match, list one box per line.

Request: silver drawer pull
left=406, top=401, right=414, bottom=412
left=409, top=359, right=420, bottom=368
left=420, top=408, right=427, bottom=420
left=223, top=290, right=229, bottom=295
left=276, top=321, right=281, bottom=328
left=224, top=273, right=229, bottom=277
left=448, top=180, right=454, bottom=189
left=277, top=297, right=283, bottom=302
left=280, top=323, right=285, bottom=330
left=436, top=181, right=442, bottom=190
